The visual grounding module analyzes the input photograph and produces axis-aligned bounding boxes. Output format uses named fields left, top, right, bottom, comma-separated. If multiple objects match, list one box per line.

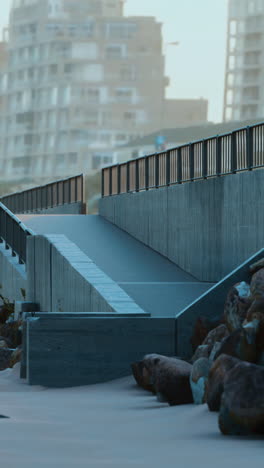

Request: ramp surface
left=19, top=214, right=214, bottom=316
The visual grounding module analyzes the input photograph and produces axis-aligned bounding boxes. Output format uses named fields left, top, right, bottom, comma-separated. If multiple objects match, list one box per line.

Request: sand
left=0, top=364, right=263, bottom=468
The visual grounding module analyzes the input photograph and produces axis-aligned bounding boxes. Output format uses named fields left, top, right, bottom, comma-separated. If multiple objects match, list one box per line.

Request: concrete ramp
left=19, top=214, right=214, bottom=317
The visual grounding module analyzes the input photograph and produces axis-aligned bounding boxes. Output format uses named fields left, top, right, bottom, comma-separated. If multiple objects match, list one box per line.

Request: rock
left=250, top=268, right=264, bottom=298
left=190, top=317, right=222, bottom=353
left=9, top=347, right=22, bottom=368
left=0, top=321, right=22, bottom=348
left=191, top=344, right=211, bottom=363
left=206, top=354, right=240, bottom=412
left=0, top=336, right=13, bottom=348
left=214, top=327, right=258, bottom=363
left=209, top=341, right=222, bottom=361
left=224, top=282, right=251, bottom=333
left=242, top=298, right=264, bottom=364
left=143, top=354, right=193, bottom=405
left=190, top=358, right=211, bottom=405
left=219, top=361, right=264, bottom=435
left=249, top=258, right=264, bottom=275
left=0, top=348, right=13, bottom=371
left=203, top=324, right=229, bottom=347
left=191, top=325, right=229, bottom=364
left=131, top=360, right=155, bottom=393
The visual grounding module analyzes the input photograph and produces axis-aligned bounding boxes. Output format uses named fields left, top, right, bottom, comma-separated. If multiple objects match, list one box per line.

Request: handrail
left=0, top=174, right=84, bottom=214
left=0, top=202, right=34, bottom=264
left=101, top=121, right=264, bottom=197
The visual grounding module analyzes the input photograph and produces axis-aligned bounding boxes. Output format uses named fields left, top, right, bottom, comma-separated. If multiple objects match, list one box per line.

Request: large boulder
left=250, top=268, right=264, bottom=298
left=143, top=354, right=193, bottom=406
left=0, top=348, right=13, bottom=371
left=206, top=354, right=240, bottom=412
left=190, top=358, right=211, bottom=405
left=131, top=360, right=155, bottom=393
left=191, top=325, right=229, bottom=363
left=214, top=326, right=258, bottom=363
left=9, top=347, right=22, bottom=368
left=249, top=258, right=264, bottom=275
left=191, top=344, right=211, bottom=363
left=219, top=361, right=264, bottom=435
left=0, top=321, right=22, bottom=348
left=190, top=317, right=222, bottom=353
left=224, top=282, right=251, bottom=333
left=243, top=297, right=264, bottom=360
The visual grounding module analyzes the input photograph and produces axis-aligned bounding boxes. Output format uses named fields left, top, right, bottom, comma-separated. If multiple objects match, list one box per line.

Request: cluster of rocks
left=0, top=301, right=22, bottom=371
left=131, top=257, right=264, bottom=436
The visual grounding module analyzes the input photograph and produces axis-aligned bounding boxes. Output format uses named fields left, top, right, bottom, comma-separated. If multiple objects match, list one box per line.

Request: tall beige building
left=0, top=0, right=208, bottom=182
left=223, top=0, right=264, bottom=122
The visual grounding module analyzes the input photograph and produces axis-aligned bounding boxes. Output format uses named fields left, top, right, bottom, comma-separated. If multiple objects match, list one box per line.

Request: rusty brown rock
left=206, top=354, right=241, bottom=412
left=9, top=347, right=22, bottom=368
left=219, top=361, right=264, bottom=435
left=214, top=327, right=258, bottom=363
left=243, top=297, right=264, bottom=360
left=0, top=321, right=22, bottom=348
left=190, top=317, right=223, bottom=353
left=224, top=282, right=252, bottom=333
left=143, top=354, right=193, bottom=406
left=249, top=258, right=264, bottom=275
left=250, top=268, right=264, bottom=298
left=131, top=360, right=155, bottom=393
left=191, top=345, right=211, bottom=363
left=0, top=348, right=13, bottom=371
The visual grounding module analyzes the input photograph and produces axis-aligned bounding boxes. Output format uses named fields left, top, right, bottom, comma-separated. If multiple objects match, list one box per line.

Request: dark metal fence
left=0, top=174, right=84, bottom=214
left=0, top=202, right=34, bottom=264
left=102, top=122, right=264, bottom=197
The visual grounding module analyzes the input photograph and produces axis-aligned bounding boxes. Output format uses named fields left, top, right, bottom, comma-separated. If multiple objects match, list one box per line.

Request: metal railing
left=102, top=122, right=264, bottom=197
left=0, top=174, right=84, bottom=214
left=0, top=202, right=34, bottom=264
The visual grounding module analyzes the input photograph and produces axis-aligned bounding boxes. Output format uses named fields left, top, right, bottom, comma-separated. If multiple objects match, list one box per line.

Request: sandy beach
left=0, top=364, right=263, bottom=468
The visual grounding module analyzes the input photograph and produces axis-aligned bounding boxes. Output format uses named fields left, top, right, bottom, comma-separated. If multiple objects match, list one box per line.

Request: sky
left=0, top=0, right=229, bottom=122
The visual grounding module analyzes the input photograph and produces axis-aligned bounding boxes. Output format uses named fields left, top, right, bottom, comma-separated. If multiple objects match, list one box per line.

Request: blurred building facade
left=224, top=0, right=264, bottom=122
left=0, top=0, right=208, bottom=182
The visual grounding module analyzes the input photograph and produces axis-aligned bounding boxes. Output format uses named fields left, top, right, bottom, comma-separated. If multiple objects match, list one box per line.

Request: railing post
left=166, top=151, right=171, bottom=186
left=177, top=148, right=182, bottom=184
left=145, top=157, right=149, bottom=191
left=202, top=139, right=208, bottom=179
left=101, top=169, right=105, bottom=198
left=126, top=163, right=130, bottom=193
left=247, top=126, right=253, bottom=170
left=109, top=166, right=112, bottom=196
left=189, top=143, right=194, bottom=181
left=231, top=131, right=237, bottom=173
left=216, top=135, right=222, bottom=176
left=155, top=153, right=159, bottom=188
left=135, top=159, right=139, bottom=192
left=117, top=164, right=121, bottom=195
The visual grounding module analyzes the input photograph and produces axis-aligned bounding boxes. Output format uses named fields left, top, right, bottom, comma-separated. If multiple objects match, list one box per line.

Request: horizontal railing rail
left=101, top=122, right=264, bottom=197
left=0, top=174, right=84, bottom=214
left=0, top=202, right=34, bottom=264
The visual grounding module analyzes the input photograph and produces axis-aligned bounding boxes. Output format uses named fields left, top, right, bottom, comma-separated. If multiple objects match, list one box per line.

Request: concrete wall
left=0, top=242, right=27, bottom=303
left=27, top=234, right=146, bottom=314
left=26, top=201, right=85, bottom=215
left=25, top=315, right=175, bottom=387
left=176, top=248, right=264, bottom=359
left=99, top=169, right=264, bottom=282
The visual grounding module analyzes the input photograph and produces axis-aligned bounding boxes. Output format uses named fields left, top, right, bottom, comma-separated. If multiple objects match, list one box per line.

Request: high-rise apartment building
left=0, top=0, right=208, bottom=182
left=223, top=0, right=264, bottom=122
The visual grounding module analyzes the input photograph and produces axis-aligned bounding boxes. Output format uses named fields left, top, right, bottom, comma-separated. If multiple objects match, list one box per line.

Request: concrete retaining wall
left=99, top=169, right=264, bottom=282
left=176, top=248, right=264, bottom=359
left=27, top=234, right=146, bottom=314
left=27, top=201, right=85, bottom=215
left=25, top=315, right=175, bottom=387
left=0, top=242, right=27, bottom=303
